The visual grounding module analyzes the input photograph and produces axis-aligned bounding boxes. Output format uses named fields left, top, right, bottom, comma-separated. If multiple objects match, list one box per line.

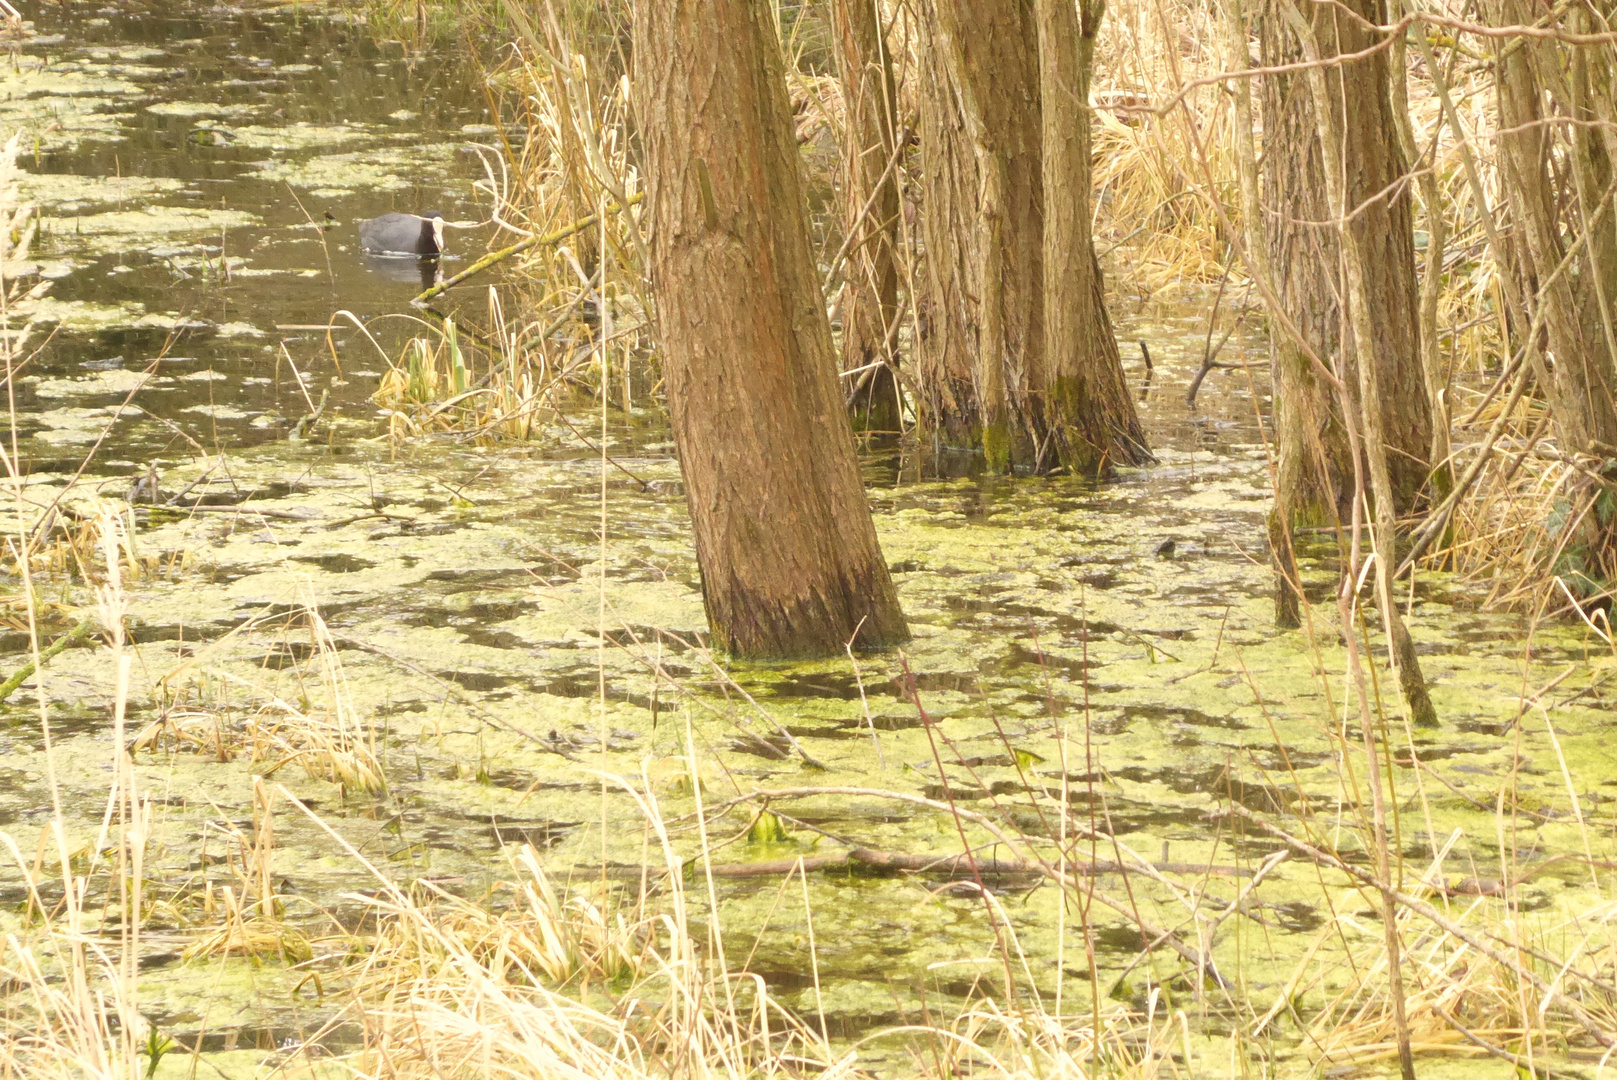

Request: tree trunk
left=633, top=0, right=910, bottom=659
left=1490, top=0, right=1617, bottom=593
left=915, top=0, right=1146, bottom=475
left=1389, top=33, right=1453, bottom=503
left=915, top=0, right=1045, bottom=473
left=1285, top=0, right=1436, bottom=733
left=1492, top=0, right=1617, bottom=455
left=1034, top=0, right=1150, bottom=475
left=1257, top=0, right=1431, bottom=626
left=832, top=0, right=904, bottom=434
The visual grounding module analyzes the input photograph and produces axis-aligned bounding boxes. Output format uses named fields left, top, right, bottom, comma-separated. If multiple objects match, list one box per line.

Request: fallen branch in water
left=411, top=193, right=645, bottom=307
left=289, top=389, right=329, bottom=441
left=689, top=845, right=1251, bottom=879
left=0, top=617, right=98, bottom=702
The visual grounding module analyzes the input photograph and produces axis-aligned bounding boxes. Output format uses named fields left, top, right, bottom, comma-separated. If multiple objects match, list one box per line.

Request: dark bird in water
left=358, top=211, right=444, bottom=256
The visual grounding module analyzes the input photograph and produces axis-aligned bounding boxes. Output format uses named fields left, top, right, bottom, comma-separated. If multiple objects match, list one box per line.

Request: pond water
left=1, top=3, right=1614, bottom=1078
left=6, top=0, right=488, bottom=467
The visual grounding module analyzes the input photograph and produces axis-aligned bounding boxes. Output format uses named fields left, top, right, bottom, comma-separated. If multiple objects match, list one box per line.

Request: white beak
left=431, top=216, right=445, bottom=254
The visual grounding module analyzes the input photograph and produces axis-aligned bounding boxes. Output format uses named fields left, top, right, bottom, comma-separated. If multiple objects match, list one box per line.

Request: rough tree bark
left=1492, top=0, right=1617, bottom=454
left=633, top=0, right=910, bottom=658
left=915, top=0, right=1147, bottom=475
left=1034, top=0, right=1150, bottom=475
left=916, top=0, right=1045, bottom=472
left=1257, top=0, right=1432, bottom=627
left=832, top=0, right=904, bottom=433
left=1489, top=0, right=1617, bottom=593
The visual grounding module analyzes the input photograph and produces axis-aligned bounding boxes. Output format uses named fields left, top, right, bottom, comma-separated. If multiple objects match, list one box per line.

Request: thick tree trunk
left=633, top=0, right=910, bottom=659
left=1286, top=0, right=1435, bottom=733
left=916, top=0, right=1045, bottom=473
left=915, top=0, right=1147, bottom=475
left=832, top=0, right=904, bottom=433
left=1257, top=0, right=1431, bottom=626
left=1034, top=0, right=1150, bottom=475
left=913, top=11, right=984, bottom=455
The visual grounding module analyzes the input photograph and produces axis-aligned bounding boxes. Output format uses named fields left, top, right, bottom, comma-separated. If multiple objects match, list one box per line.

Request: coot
left=359, top=212, right=445, bottom=256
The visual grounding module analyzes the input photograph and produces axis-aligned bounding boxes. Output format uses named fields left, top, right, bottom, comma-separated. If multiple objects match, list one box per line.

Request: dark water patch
left=1394, top=743, right=1494, bottom=765
left=895, top=670, right=979, bottom=697
left=3, top=704, right=107, bottom=739
left=1093, top=924, right=1149, bottom=954
left=989, top=641, right=1096, bottom=683
left=458, top=599, right=529, bottom=622
left=483, top=816, right=580, bottom=849
left=616, top=624, right=706, bottom=651
left=0, top=626, right=80, bottom=654
left=252, top=599, right=367, bottom=623
left=831, top=712, right=929, bottom=734
left=1126, top=703, right=1249, bottom=731
left=1247, top=748, right=1333, bottom=772
left=786, top=722, right=869, bottom=742
left=481, top=770, right=582, bottom=793
left=1084, top=711, right=1135, bottom=735
left=441, top=669, right=515, bottom=692
left=942, top=595, right=1102, bottom=639
left=166, top=1023, right=362, bottom=1056
left=1109, top=763, right=1290, bottom=811
left=247, top=640, right=318, bottom=670
left=422, top=567, right=543, bottom=591
left=1067, top=567, right=1121, bottom=588
left=922, top=778, right=1040, bottom=802
left=771, top=809, right=917, bottom=828
left=374, top=699, right=429, bottom=716
left=1044, top=794, right=1210, bottom=832
left=290, top=552, right=376, bottom=574
left=1455, top=716, right=1516, bottom=736
left=452, top=626, right=534, bottom=652
left=728, top=733, right=795, bottom=760
left=417, top=811, right=579, bottom=851
left=539, top=671, right=610, bottom=699
left=763, top=670, right=865, bottom=700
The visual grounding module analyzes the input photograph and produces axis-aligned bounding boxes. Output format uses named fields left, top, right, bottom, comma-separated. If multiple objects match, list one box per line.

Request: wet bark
left=831, top=0, right=904, bottom=433
left=632, top=0, right=909, bottom=658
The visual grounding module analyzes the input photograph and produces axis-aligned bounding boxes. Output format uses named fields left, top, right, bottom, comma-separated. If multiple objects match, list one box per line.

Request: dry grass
left=304, top=773, right=1182, bottom=1080
left=136, top=591, right=387, bottom=795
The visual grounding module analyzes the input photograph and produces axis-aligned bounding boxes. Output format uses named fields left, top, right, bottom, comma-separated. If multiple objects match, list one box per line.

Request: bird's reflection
left=361, top=254, right=442, bottom=291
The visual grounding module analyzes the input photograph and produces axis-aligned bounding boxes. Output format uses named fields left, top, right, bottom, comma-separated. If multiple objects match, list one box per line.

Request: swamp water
left=1, top=3, right=1615, bottom=1077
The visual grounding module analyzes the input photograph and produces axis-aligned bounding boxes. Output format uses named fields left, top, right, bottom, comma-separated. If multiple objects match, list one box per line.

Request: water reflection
left=361, top=253, right=443, bottom=291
